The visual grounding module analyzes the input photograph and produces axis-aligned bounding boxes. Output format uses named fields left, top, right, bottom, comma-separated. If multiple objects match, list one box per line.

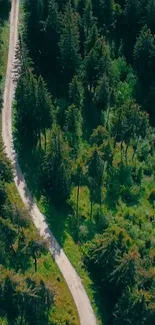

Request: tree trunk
left=106, top=105, right=110, bottom=130
left=38, top=132, right=41, bottom=150
left=75, top=171, right=80, bottom=240
left=44, top=128, right=47, bottom=150
left=114, top=108, right=122, bottom=148
left=34, top=257, right=37, bottom=272
left=20, top=297, right=25, bottom=325
left=90, top=183, right=93, bottom=220
left=106, top=89, right=111, bottom=129
left=76, top=172, right=80, bottom=221
left=99, top=162, right=105, bottom=219
left=121, top=141, right=124, bottom=161
left=125, top=141, right=130, bottom=165
left=20, top=306, right=24, bottom=325
left=132, top=137, right=140, bottom=161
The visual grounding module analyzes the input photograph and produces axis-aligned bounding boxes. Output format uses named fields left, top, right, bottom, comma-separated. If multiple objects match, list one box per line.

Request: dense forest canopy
left=14, top=0, right=155, bottom=324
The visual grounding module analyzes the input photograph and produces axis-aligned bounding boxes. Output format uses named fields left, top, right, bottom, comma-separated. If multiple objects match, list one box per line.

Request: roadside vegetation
left=14, top=0, right=155, bottom=324
left=0, top=1, right=80, bottom=324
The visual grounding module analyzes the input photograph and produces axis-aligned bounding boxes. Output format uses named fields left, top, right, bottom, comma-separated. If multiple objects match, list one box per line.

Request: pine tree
left=41, top=125, right=72, bottom=205
left=59, top=2, right=81, bottom=93
left=146, top=0, right=155, bottom=33
left=41, top=0, right=60, bottom=85
left=83, top=0, right=94, bottom=37
left=93, top=74, right=110, bottom=123
left=15, top=68, right=39, bottom=153
left=84, top=37, right=111, bottom=91
left=87, top=147, right=104, bottom=218
left=92, top=0, right=116, bottom=34
left=69, top=75, right=84, bottom=109
left=37, top=76, right=53, bottom=148
left=123, top=0, right=145, bottom=62
left=134, top=25, right=155, bottom=88
left=65, top=104, right=83, bottom=156
left=24, top=0, right=46, bottom=65
left=84, top=23, right=98, bottom=54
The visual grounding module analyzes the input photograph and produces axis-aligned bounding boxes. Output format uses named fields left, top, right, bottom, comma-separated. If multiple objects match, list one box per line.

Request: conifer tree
left=59, top=2, right=81, bottom=92
left=69, top=75, right=84, bottom=109
left=65, top=104, right=83, bottom=155
left=15, top=68, right=39, bottom=153
left=84, top=37, right=111, bottom=91
left=134, top=25, right=155, bottom=88
left=37, top=76, right=53, bottom=148
left=83, top=0, right=94, bottom=37
left=84, top=23, right=98, bottom=54
left=42, top=125, right=72, bottom=205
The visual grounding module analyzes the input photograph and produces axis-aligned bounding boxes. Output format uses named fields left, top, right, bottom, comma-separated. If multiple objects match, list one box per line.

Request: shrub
left=148, top=188, right=155, bottom=203
left=121, top=185, right=140, bottom=205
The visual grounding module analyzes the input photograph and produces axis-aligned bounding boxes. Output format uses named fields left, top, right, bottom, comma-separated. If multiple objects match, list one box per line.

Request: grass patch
left=5, top=181, right=80, bottom=325
left=34, top=194, right=106, bottom=325
left=0, top=21, right=9, bottom=78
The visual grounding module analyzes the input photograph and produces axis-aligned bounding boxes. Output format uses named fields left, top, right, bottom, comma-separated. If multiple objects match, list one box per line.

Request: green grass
left=16, top=146, right=106, bottom=324
left=5, top=182, right=80, bottom=325
left=33, top=193, right=106, bottom=325
left=0, top=21, right=9, bottom=77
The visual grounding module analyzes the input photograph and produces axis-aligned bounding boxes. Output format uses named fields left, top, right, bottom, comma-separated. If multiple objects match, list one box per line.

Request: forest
left=0, top=1, right=81, bottom=325
left=12, top=0, right=155, bottom=324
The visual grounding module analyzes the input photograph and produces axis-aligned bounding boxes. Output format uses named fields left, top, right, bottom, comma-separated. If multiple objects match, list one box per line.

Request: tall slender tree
left=59, top=2, right=81, bottom=93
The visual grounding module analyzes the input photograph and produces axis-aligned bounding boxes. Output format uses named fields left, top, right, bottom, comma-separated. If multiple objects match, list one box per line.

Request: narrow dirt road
left=2, top=1, right=98, bottom=324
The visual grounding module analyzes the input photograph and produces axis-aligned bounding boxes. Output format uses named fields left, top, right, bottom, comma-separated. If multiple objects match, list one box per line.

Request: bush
left=121, top=185, right=140, bottom=205
left=148, top=188, right=155, bottom=204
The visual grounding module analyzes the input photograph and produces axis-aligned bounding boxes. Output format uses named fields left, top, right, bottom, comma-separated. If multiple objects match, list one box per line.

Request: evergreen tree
left=41, top=125, right=72, bottom=205
left=93, top=74, right=110, bottom=123
left=59, top=2, right=81, bottom=93
left=37, top=76, right=53, bottom=148
left=90, top=125, right=109, bottom=146
left=123, top=0, right=144, bottom=62
left=84, top=37, right=111, bottom=91
left=69, top=75, right=84, bottom=109
left=65, top=104, right=83, bottom=155
left=83, top=0, right=94, bottom=37
left=15, top=68, right=39, bottom=153
left=87, top=147, right=104, bottom=218
left=92, top=0, right=117, bottom=34
left=114, top=287, right=155, bottom=325
left=41, top=0, right=60, bottom=86
left=84, top=23, right=98, bottom=54
left=134, top=25, right=155, bottom=89
left=24, top=0, right=46, bottom=66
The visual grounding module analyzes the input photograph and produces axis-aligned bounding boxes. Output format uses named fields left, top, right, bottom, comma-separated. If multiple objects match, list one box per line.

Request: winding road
left=2, top=1, right=98, bottom=325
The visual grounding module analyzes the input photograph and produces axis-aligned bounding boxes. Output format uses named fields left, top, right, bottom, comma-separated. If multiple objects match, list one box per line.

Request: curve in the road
left=2, top=1, right=98, bottom=325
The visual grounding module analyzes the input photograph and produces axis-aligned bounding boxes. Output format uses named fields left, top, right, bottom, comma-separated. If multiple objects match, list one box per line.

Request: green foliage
left=15, top=0, right=155, bottom=323
left=84, top=37, right=111, bottom=90
left=134, top=25, right=155, bottom=88
left=148, top=188, right=155, bottom=204
left=41, top=124, right=72, bottom=205
left=69, top=75, right=84, bottom=109
left=59, top=2, right=81, bottom=92
left=64, top=104, right=83, bottom=155
left=0, top=139, right=13, bottom=182
left=93, top=74, right=110, bottom=113
left=0, top=270, right=54, bottom=325
left=90, top=125, right=108, bottom=146
left=114, top=287, right=155, bottom=325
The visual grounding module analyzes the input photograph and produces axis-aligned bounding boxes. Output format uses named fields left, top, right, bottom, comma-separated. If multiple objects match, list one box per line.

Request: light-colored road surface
left=2, top=1, right=98, bottom=325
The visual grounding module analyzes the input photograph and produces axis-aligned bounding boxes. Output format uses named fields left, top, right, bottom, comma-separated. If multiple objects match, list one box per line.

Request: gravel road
left=2, top=1, right=98, bottom=324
